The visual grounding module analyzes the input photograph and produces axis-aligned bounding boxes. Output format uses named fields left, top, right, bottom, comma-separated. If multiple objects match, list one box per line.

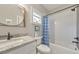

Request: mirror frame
left=0, top=4, right=26, bottom=27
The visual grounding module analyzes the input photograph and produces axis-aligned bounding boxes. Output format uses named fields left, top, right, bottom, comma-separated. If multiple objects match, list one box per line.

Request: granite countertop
left=0, top=36, right=37, bottom=52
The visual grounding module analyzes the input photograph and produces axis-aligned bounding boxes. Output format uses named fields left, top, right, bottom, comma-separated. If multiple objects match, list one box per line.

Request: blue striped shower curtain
left=42, top=16, right=49, bottom=46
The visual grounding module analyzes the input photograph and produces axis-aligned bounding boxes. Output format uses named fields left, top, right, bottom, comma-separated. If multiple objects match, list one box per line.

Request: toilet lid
left=37, top=44, right=50, bottom=52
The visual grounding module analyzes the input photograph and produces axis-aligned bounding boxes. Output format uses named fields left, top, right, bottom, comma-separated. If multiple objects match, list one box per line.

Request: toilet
left=36, top=37, right=51, bottom=54
left=37, top=44, right=51, bottom=54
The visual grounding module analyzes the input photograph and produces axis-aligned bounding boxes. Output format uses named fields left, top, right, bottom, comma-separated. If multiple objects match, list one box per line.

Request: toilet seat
left=37, top=44, right=51, bottom=54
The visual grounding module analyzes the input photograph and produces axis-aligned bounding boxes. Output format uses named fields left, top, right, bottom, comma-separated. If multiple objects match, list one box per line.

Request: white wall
left=77, top=7, right=79, bottom=38
left=0, top=4, right=47, bottom=38
left=25, top=4, right=47, bottom=36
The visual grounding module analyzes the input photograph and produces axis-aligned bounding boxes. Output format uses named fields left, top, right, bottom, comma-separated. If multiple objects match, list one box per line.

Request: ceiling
left=42, top=4, right=74, bottom=13
left=42, top=4, right=63, bottom=11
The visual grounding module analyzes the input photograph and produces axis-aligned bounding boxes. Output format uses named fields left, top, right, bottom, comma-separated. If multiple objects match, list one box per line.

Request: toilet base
left=37, top=44, right=51, bottom=54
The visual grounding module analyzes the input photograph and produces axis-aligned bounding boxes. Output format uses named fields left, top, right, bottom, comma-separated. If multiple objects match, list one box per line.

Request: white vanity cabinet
left=5, top=41, right=36, bottom=54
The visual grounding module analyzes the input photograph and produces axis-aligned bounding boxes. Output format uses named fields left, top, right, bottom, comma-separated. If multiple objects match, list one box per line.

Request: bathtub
left=50, top=43, right=79, bottom=54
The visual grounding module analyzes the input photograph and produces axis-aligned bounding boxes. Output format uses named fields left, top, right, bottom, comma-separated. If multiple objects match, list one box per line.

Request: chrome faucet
left=7, top=32, right=13, bottom=40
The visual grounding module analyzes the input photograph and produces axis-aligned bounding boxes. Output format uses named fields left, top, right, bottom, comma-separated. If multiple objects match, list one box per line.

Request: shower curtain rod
left=46, top=4, right=79, bottom=16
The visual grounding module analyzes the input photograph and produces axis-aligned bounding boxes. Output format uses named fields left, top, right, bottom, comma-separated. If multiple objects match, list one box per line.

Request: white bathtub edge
left=49, top=43, right=79, bottom=54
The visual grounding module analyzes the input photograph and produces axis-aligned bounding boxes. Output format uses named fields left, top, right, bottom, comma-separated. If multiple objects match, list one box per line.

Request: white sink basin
left=0, top=36, right=28, bottom=43
left=0, top=39, right=23, bottom=48
left=0, top=36, right=36, bottom=52
left=0, top=37, right=25, bottom=49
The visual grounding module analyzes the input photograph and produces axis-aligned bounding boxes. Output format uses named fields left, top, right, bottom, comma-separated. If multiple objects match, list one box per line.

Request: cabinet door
left=6, top=41, right=36, bottom=54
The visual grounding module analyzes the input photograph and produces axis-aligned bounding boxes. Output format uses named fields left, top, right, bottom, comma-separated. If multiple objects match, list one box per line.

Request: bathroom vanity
left=0, top=36, right=37, bottom=54
left=0, top=5, right=37, bottom=54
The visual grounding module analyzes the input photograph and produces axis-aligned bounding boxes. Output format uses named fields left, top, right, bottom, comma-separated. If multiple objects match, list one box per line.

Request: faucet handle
left=74, top=37, right=79, bottom=40
left=72, top=41, right=79, bottom=44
